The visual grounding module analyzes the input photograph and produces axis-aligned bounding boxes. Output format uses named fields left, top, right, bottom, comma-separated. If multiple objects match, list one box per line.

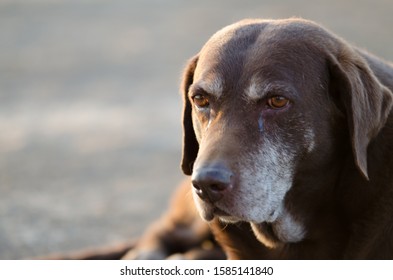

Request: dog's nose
left=191, top=165, right=233, bottom=203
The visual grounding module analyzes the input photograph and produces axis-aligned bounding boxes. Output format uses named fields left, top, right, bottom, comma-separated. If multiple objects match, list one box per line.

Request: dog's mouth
left=198, top=199, right=282, bottom=224
left=198, top=199, right=306, bottom=245
left=200, top=203, right=273, bottom=225
left=197, top=202, right=242, bottom=223
left=213, top=207, right=242, bottom=223
left=200, top=203, right=289, bottom=247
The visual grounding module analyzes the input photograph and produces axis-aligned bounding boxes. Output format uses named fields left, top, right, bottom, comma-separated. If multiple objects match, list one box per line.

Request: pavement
left=0, top=0, right=393, bottom=259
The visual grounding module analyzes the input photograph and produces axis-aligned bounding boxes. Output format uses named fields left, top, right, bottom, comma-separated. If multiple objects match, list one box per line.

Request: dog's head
left=180, top=19, right=392, bottom=246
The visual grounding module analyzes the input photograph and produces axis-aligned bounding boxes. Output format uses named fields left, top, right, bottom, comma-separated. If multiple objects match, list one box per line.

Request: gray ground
left=1, top=0, right=393, bottom=259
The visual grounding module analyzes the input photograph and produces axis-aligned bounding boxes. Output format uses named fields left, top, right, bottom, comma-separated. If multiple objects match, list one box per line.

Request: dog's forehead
left=194, top=20, right=264, bottom=82
left=194, top=19, right=327, bottom=99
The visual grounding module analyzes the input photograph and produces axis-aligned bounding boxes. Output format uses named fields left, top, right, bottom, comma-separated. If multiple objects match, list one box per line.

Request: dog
left=125, top=18, right=393, bottom=259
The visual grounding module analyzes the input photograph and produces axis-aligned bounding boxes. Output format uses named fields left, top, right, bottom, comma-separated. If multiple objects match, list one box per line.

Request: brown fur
left=127, top=18, right=393, bottom=259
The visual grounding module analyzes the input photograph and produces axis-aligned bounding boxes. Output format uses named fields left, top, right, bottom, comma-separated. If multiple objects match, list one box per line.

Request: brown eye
left=193, top=94, right=210, bottom=108
left=267, top=96, right=289, bottom=109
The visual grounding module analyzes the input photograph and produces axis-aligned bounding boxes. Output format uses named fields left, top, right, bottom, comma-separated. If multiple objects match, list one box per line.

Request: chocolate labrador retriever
left=125, top=18, right=393, bottom=259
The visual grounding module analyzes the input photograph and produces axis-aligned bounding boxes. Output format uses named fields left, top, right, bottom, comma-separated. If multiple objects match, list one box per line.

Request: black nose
left=191, top=165, right=233, bottom=203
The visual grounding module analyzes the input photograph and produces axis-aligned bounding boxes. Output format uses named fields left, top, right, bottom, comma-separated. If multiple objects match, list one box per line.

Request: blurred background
left=0, top=0, right=392, bottom=259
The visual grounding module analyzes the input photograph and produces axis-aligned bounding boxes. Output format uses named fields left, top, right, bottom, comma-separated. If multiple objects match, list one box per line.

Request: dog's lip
left=200, top=205, right=239, bottom=222
left=213, top=207, right=230, bottom=216
left=212, top=207, right=242, bottom=223
left=211, top=207, right=281, bottom=224
left=200, top=200, right=283, bottom=223
left=202, top=209, right=215, bottom=221
left=201, top=205, right=232, bottom=222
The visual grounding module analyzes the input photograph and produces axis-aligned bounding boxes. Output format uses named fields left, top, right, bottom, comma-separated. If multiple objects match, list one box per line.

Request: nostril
left=192, top=182, right=206, bottom=199
left=193, top=183, right=201, bottom=191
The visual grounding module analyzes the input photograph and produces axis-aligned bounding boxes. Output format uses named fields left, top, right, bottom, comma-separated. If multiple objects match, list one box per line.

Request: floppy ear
left=328, top=47, right=393, bottom=180
left=180, top=55, right=199, bottom=175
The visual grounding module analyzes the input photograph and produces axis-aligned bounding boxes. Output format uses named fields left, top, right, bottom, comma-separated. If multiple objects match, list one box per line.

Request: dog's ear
left=328, top=46, right=393, bottom=180
left=181, top=55, right=199, bottom=175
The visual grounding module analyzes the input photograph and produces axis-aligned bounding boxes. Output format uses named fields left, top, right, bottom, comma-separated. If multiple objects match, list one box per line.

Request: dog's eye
left=192, top=94, right=210, bottom=108
left=267, top=96, right=289, bottom=109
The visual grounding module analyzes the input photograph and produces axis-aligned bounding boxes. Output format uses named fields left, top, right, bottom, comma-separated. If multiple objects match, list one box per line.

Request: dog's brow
left=245, top=77, right=293, bottom=102
left=245, top=76, right=263, bottom=101
left=190, top=75, right=224, bottom=99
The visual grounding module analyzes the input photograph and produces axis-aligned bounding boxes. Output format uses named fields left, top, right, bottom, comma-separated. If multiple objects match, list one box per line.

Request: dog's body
left=127, top=18, right=393, bottom=259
